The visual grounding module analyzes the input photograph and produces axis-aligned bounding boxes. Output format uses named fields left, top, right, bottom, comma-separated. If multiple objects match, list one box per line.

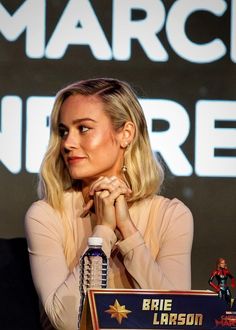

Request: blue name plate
left=83, top=289, right=235, bottom=329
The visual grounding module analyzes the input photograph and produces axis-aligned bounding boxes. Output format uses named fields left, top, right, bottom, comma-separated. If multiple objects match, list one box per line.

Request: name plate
left=80, top=289, right=235, bottom=329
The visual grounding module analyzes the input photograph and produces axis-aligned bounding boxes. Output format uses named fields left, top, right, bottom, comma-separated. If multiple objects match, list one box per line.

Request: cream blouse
left=25, top=191, right=193, bottom=330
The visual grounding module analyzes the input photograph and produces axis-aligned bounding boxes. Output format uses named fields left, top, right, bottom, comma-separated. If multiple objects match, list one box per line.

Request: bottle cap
left=88, top=236, right=103, bottom=246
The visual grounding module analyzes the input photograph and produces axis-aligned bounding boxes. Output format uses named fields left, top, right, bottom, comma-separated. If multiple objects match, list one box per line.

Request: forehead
left=59, top=94, right=107, bottom=120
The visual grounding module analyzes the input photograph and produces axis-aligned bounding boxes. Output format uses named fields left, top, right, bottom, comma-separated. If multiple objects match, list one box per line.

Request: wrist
left=118, top=221, right=137, bottom=239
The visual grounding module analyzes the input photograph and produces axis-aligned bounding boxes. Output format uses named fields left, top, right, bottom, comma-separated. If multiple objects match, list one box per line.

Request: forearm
left=117, top=231, right=192, bottom=291
left=43, top=269, right=80, bottom=330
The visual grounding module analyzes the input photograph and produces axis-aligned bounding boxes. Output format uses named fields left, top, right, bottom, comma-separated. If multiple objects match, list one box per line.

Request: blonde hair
left=38, top=78, right=164, bottom=268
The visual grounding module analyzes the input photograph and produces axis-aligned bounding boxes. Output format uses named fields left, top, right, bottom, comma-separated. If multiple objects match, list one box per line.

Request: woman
left=209, top=258, right=235, bottom=308
left=25, top=78, right=193, bottom=330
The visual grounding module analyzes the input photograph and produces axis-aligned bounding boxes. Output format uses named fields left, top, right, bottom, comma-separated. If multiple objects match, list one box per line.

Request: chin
left=69, top=170, right=85, bottom=180
left=69, top=171, right=93, bottom=181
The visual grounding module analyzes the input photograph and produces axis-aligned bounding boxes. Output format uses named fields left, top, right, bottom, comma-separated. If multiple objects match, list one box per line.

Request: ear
left=119, top=121, right=135, bottom=148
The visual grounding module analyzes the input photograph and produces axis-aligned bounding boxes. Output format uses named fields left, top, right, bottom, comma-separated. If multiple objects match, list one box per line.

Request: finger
left=89, top=176, right=105, bottom=192
left=94, top=189, right=110, bottom=199
left=96, top=186, right=130, bottom=206
left=93, top=190, right=116, bottom=230
left=90, top=177, right=132, bottom=195
left=80, top=199, right=94, bottom=217
left=93, top=190, right=111, bottom=209
left=91, top=182, right=131, bottom=197
left=113, top=186, right=132, bottom=200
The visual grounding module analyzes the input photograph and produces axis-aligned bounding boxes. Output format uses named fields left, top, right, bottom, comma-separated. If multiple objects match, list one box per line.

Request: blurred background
left=0, top=0, right=235, bottom=292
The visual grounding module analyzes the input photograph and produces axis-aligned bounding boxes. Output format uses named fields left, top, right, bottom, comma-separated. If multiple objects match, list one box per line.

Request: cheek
left=86, top=130, right=116, bottom=150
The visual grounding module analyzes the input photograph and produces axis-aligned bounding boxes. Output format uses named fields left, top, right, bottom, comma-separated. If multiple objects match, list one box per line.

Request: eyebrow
left=58, top=117, right=97, bottom=127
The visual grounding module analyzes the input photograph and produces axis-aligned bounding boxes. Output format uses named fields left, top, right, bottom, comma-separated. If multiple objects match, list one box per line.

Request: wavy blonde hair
left=38, top=78, right=164, bottom=268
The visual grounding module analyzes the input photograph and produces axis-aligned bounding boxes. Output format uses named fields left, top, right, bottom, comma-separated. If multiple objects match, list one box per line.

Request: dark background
left=0, top=0, right=235, bottom=294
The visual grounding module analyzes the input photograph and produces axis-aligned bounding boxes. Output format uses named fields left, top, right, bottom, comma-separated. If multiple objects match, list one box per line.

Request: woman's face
left=59, top=94, right=124, bottom=184
left=219, top=259, right=226, bottom=269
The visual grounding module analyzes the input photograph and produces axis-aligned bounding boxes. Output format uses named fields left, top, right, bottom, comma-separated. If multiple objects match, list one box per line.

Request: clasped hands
left=83, top=176, right=137, bottom=239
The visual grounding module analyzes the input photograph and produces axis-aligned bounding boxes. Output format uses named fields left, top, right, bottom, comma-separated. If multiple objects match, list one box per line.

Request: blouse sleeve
left=25, top=201, right=80, bottom=330
left=116, top=198, right=194, bottom=290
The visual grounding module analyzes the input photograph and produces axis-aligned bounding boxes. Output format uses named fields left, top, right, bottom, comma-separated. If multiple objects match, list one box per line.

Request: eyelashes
left=58, top=125, right=90, bottom=138
left=58, top=127, right=68, bottom=138
left=78, top=125, right=89, bottom=133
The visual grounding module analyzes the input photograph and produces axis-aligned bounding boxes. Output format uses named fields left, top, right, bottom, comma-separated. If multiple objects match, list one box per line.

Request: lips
left=67, top=156, right=87, bottom=164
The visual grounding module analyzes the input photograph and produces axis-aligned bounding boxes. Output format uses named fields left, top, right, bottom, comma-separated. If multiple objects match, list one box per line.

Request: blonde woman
left=25, top=78, right=193, bottom=330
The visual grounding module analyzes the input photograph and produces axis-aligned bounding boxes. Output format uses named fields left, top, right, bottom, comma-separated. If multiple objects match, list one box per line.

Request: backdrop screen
left=0, top=0, right=235, bottom=290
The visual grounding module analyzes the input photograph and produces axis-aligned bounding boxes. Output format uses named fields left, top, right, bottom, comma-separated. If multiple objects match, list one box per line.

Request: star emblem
left=105, top=299, right=132, bottom=324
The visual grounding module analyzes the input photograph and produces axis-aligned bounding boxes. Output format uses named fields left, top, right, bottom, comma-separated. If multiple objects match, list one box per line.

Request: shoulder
left=25, top=199, right=60, bottom=226
left=210, top=269, right=218, bottom=275
left=148, top=195, right=193, bottom=220
left=25, top=190, right=78, bottom=220
left=24, top=190, right=74, bottom=232
left=26, top=199, right=56, bottom=217
left=161, top=196, right=193, bottom=219
left=24, top=199, right=62, bottom=235
left=226, top=269, right=234, bottom=276
left=24, top=190, right=82, bottom=231
left=146, top=195, right=193, bottom=236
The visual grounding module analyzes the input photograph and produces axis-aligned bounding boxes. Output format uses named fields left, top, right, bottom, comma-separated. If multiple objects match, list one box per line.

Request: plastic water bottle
left=79, top=237, right=108, bottom=325
left=80, top=236, right=108, bottom=291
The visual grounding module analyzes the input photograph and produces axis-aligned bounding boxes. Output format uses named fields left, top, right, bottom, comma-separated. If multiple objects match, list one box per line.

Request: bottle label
left=82, top=255, right=107, bottom=291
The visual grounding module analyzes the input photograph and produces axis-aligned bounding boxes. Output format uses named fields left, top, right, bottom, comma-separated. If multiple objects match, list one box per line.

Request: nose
left=63, top=130, right=79, bottom=153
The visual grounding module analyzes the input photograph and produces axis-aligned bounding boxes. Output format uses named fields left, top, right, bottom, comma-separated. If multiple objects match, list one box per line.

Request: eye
left=58, top=127, right=68, bottom=138
left=78, top=125, right=89, bottom=133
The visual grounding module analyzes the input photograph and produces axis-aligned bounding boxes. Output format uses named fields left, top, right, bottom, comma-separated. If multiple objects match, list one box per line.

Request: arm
left=208, top=271, right=220, bottom=292
left=25, top=201, right=117, bottom=330
left=227, top=270, right=236, bottom=288
left=89, top=178, right=193, bottom=290
left=231, top=278, right=236, bottom=288
left=117, top=199, right=194, bottom=290
left=25, top=201, right=80, bottom=330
